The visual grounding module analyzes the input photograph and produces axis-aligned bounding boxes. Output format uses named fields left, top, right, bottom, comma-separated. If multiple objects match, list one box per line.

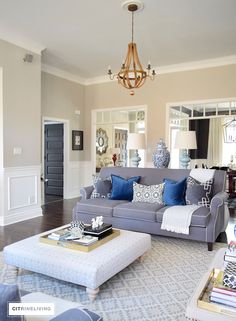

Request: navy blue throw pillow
left=110, top=175, right=141, bottom=201
left=163, top=178, right=187, bottom=206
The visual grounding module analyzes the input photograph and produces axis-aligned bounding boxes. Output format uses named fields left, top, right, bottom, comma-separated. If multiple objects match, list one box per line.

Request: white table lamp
left=174, top=131, right=197, bottom=169
left=127, top=133, right=146, bottom=167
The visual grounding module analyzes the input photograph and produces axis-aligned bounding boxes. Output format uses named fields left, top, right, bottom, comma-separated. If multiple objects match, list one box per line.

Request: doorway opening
left=167, top=99, right=236, bottom=169
left=42, top=117, right=69, bottom=205
left=92, top=106, right=147, bottom=172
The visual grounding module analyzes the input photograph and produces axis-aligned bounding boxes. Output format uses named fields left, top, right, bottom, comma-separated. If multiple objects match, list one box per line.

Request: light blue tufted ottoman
left=4, top=226, right=151, bottom=300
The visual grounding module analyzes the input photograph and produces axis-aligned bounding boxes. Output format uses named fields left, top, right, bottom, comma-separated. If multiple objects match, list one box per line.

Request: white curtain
left=207, top=118, right=223, bottom=167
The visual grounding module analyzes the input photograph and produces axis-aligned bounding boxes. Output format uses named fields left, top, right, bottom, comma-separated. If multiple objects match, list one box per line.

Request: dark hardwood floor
left=0, top=197, right=235, bottom=251
left=0, top=197, right=80, bottom=250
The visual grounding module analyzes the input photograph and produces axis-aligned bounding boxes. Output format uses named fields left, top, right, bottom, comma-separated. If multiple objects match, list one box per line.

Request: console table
left=228, top=170, right=236, bottom=197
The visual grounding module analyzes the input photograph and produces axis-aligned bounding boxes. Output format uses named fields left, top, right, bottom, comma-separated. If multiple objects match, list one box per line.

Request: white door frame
left=42, top=116, right=69, bottom=202
left=165, top=97, right=236, bottom=148
left=165, top=97, right=236, bottom=168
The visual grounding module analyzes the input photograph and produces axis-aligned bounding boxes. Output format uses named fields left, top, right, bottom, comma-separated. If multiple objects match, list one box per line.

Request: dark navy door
left=44, top=123, right=64, bottom=196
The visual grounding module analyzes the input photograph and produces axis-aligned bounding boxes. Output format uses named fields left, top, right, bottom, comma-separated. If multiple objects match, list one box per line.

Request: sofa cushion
left=185, top=176, right=213, bottom=208
left=156, top=205, right=211, bottom=227
left=0, top=284, right=22, bottom=321
left=113, top=202, right=164, bottom=222
left=110, top=175, right=141, bottom=201
left=50, top=308, right=103, bottom=321
left=132, top=182, right=164, bottom=204
left=76, top=198, right=128, bottom=217
left=163, top=178, right=187, bottom=206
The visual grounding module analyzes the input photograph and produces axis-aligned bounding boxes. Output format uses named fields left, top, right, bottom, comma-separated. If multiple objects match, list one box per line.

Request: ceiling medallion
left=108, top=0, right=156, bottom=95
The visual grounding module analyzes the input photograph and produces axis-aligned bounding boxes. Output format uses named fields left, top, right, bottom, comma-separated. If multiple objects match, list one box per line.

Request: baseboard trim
left=0, top=207, right=43, bottom=226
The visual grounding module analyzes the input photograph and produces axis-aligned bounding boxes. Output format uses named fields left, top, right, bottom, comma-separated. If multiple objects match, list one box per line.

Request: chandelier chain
left=131, top=11, right=134, bottom=44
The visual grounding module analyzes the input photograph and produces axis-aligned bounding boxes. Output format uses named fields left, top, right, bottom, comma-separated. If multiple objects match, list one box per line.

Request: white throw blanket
left=161, top=205, right=201, bottom=235
left=190, top=168, right=215, bottom=183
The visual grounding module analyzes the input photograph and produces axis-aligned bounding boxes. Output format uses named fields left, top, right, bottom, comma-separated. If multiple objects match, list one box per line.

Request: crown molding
left=42, top=55, right=236, bottom=86
left=41, top=64, right=86, bottom=85
left=84, top=55, right=236, bottom=85
left=84, top=75, right=116, bottom=86
left=157, top=55, right=236, bottom=75
left=0, top=35, right=45, bottom=55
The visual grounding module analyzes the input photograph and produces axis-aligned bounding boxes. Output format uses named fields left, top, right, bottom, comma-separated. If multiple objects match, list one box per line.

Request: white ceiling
left=0, top=0, right=236, bottom=81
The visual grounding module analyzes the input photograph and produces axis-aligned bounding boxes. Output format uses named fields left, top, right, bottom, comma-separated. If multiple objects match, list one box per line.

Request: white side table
left=185, top=247, right=236, bottom=321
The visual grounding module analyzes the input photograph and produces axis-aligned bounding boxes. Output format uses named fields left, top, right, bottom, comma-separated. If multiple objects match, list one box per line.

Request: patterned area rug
left=0, top=236, right=226, bottom=321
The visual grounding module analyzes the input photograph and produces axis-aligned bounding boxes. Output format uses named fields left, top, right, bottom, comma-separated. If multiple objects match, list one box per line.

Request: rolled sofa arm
left=210, top=191, right=229, bottom=213
left=80, top=185, right=94, bottom=199
left=210, top=191, right=229, bottom=233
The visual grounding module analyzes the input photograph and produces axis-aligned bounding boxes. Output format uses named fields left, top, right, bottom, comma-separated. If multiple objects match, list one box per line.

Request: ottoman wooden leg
left=138, top=251, right=148, bottom=262
left=86, top=287, right=99, bottom=301
left=16, top=267, right=20, bottom=276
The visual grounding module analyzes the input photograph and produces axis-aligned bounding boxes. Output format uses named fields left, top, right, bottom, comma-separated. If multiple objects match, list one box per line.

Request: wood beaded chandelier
left=108, top=1, right=156, bottom=95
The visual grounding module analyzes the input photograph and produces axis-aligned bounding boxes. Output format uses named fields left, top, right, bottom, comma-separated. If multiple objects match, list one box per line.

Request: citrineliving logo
left=8, top=303, right=55, bottom=316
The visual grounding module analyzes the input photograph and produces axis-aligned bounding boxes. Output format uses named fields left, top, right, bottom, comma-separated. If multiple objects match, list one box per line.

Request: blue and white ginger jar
left=152, top=139, right=170, bottom=168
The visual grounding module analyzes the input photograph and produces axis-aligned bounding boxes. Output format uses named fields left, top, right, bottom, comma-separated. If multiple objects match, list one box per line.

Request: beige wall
left=41, top=72, right=85, bottom=161
left=0, top=39, right=41, bottom=167
left=0, top=68, right=3, bottom=168
left=85, top=64, right=236, bottom=162
left=2, top=39, right=235, bottom=168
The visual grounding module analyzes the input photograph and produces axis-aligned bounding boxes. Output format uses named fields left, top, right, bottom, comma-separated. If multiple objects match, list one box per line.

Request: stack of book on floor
left=224, top=241, right=236, bottom=263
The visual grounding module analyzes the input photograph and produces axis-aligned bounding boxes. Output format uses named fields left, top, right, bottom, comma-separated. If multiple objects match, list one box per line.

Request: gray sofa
left=73, top=167, right=228, bottom=251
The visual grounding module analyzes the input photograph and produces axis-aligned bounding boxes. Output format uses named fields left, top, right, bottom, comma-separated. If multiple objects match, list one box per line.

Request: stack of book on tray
left=48, top=229, right=99, bottom=246
left=210, top=271, right=236, bottom=309
left=84, top=223, right=112, bottom=239
left=73, top=235, right=98, bottom=246
left=224, top=241, right=236, bottom=263
left=48, top=229, right=71, bottom=240
left=208, top=241, right=236, bottom=312
left=47, top=223, right=113, bottom=246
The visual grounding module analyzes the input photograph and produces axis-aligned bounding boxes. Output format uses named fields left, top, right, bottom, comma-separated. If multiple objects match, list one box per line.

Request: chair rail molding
left=0, top=165, right=42, bottom=226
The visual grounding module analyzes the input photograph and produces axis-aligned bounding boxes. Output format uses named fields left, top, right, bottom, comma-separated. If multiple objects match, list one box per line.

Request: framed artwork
left=72, top=130, right=83, bottom=150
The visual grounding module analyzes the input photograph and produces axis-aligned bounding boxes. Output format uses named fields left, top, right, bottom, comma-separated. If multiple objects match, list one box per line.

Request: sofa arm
left=210, top=191, right=228, bottom=214
left=209, top=191, right=229, bottom=239
left=80, top=185, right=94, bottom=199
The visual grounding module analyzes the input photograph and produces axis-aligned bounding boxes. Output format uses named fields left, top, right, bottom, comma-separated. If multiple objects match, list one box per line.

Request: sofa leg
left=208, top=242, right=213, bottom=251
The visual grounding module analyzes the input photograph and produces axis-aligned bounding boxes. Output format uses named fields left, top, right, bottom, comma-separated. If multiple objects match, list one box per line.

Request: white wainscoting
left=0, top=165, right=42, bottom=226
left=64, top=161, right=93, bottom=199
